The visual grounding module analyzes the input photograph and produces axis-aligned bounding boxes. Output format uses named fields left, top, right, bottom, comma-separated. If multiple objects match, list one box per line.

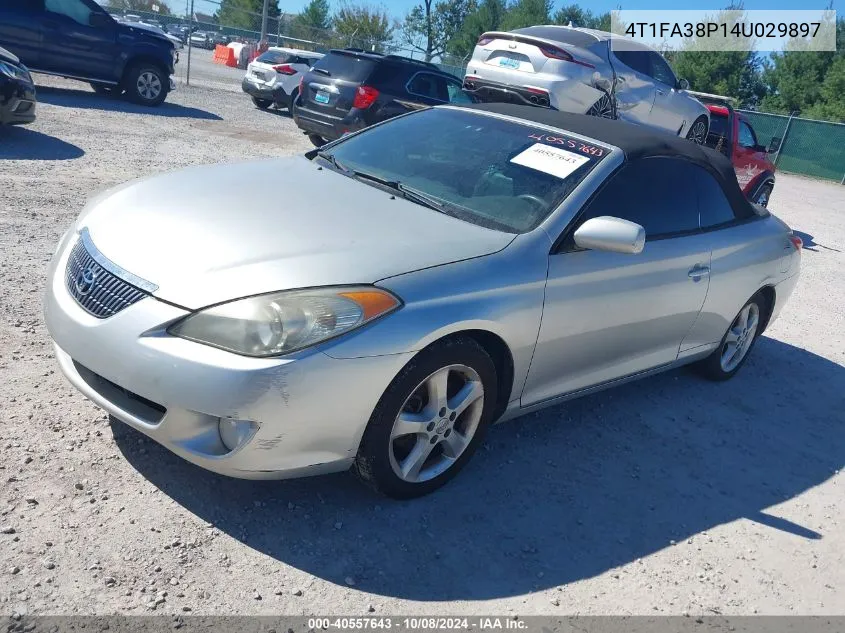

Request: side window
left=44, top=0, right=93, bottom=24
left=613, top=50, right=650, bottom=76
left=738, top=121, right=757, bottom=148
left=446, top=79, right=472, bottom=104
left=407, top=72, right=448, bottom=101
left=577, top=157, right=700, bottom=241
left=648, top=52, right=677, bottom=87
left=0, top=0, right=44, bottom=9
left=693, top=166, right=736, bottom=228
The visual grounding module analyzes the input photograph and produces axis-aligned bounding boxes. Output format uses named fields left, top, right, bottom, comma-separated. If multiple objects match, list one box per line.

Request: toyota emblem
left=75, top=265, right=98, bottom=296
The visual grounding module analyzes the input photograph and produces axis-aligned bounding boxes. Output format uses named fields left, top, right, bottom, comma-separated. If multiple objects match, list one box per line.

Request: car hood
left=0, top=46, right=20, bottom=64
left=118, top=22, right=175, bottom=47
left=77, top=157, right=515, bottom=309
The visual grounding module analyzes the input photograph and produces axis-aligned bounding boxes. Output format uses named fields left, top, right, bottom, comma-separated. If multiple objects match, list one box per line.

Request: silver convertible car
left=45, top=103, right=802, bottom=498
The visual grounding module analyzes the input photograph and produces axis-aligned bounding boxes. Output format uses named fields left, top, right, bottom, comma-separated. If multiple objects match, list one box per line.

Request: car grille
left=65, top=238, right=148, bottom=318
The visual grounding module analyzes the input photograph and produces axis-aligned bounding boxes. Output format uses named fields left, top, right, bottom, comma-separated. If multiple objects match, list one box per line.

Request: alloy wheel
left=587, top=94, right=615, bottom=119
left=688, top=120, right=708, bottom=144
left=137, top=71, right=162, bottom=101
left=720, top=302, right=760, bottom=372
left=388, top=364, right=484, bottom=483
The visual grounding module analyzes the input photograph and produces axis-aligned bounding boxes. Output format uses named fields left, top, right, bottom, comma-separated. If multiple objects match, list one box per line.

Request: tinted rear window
left=311, top=52, right=376, bottom=82
left=256, top=51, right=293, bottom=64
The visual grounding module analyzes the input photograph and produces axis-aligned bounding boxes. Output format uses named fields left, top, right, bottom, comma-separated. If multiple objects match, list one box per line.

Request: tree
left=215, top=0, right=280, bottom=32
left=446, top=0, right=506, bottom=59
left=400, top=0, right=473, bottom=61
left=552, top=4, right=609, bottom=30
left=333, top=2, right=392, bottom=51
left=292, top=0, right=331, bottom=40
left=501, top=0, right=552, bottom=31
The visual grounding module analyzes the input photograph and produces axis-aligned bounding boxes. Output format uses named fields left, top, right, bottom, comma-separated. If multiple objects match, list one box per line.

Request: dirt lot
left=1, top=75, right=844, bottom=617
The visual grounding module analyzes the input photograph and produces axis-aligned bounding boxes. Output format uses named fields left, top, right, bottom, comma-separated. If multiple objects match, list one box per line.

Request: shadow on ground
left=112, top=337, right=845, bottom=601
left=35, top=85, right=222, bottom=120
left=0, top=126, right=84, bottom=160
left=793, top=230, right=842, bottom=253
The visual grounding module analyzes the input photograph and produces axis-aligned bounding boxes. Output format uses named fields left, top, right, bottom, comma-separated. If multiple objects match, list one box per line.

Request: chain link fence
left=738, top=110, right=845, bottom=184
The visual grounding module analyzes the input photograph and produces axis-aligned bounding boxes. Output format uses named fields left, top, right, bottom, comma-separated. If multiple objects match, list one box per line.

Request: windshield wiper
left=316, top=151, right=350, bottom=174
left=350, top=171, right=446, bottom=212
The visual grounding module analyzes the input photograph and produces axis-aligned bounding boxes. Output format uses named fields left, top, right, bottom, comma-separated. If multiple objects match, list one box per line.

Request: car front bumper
left=45, top=232, right=413, bottom=480
left=0, top=77, right=36, bottom=125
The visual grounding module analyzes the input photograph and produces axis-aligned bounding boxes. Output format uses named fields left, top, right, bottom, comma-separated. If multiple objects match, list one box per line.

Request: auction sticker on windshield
left=511, top=143, right=591, bottom=180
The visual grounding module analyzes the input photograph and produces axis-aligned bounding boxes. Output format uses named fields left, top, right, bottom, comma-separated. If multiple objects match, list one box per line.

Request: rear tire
left=287, top=88, right=299, bottom=112
left=754, top=182, right=773, bottom=207
left=123, top=63, right=168, bottom=106
left=308, top=133, right=326, bottom=147
left=694, top=293, right=766, bottom=381
left=586, top=93, right=616, bottom=119
left=354, top=336, right=498, bottom=499
left=686, top=115, right=709, bottom=144
left=251, top=96, right=272, bottom=109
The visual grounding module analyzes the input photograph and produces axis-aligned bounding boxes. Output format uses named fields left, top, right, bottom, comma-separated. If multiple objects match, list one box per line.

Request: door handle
left=688, top=265, right=710, bottom=278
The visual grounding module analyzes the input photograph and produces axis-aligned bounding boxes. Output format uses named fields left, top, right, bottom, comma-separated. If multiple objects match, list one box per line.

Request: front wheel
left=354, top=336, right=498, bottom=499
left=124, top=63, right=168, bottom=106
left=695, top=294, right=765, bottom=381
left=686, top=115, right=709, bottom=144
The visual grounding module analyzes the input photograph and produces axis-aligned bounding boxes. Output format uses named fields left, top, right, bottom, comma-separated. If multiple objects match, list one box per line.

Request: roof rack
left=383, top=54, right=439, bottom=69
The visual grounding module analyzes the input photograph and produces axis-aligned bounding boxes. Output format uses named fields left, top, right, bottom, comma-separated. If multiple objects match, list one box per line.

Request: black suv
left=293, top=49, right=472, bottom=146
left=0, top=0, right=176, bottom=106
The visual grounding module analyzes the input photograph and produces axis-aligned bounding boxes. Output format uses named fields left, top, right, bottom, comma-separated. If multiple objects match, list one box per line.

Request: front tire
left=686, top=115, right=709, bottom=144
left=354, top=336, right=498, bottom=499
left=695, top=293, right=765, bottom=381
left=124, top=63, right=168, bottom=106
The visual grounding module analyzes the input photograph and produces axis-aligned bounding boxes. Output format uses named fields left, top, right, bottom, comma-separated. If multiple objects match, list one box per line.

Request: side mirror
left=767, top=136, right=781, bottom=153
left=677, top=78, right=690, bottom=90
left=89, top=12, right=112, bottom=28
left=573, top=216, right=645, bottom=254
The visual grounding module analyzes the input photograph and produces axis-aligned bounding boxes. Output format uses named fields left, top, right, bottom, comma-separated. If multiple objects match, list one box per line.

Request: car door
left=610, top=49, right=656, bottom=126
left=646, top=51, right=687, bottom=135
left=40, top=0, right=117, bottom=80
left=733, top=119, right=767, bottom=191
left=521, top=157, right=712, bottom=406
left=0, top=0, right=45, bottom=68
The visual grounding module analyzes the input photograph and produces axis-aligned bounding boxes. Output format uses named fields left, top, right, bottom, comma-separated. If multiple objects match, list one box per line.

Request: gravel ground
left=1, top=75, right=844, bottom=617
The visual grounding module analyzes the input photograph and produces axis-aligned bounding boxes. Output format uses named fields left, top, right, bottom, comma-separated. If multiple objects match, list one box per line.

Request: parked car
left=121, top=19, right=183, bottom=51
left=242, top=47, right=323, bottom=111
left=0, top=0, right=176, bottom=106
left=210, top=32, right=231, bottom=47
left=166, top=24, right=190, bottom=43
left=189, top=31, right=214, bottom=50
left=293, top=48, right=472, bottom=146
left=689, top=91, right=778, bottom=207
left=45, top=102, right=801, bottom=498
left=0, top=45, right=36, bottom=125
left=463, top=25, right=710, bottom=143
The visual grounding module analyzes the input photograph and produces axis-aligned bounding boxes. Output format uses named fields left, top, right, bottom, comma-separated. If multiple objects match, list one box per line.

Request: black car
left=293, top=49, right=473, bottom=146
left=0, top=45, right=35, bottom=126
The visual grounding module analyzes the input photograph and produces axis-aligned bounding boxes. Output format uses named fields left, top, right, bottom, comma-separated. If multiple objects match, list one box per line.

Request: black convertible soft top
left=463, top=102, right=756, bottom=219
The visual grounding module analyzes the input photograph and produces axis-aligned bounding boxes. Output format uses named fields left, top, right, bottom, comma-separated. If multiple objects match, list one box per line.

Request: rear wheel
left=251, top=96, right=272, bottom=109
left=124, top=63, right=168, bottom=106
left=754, top=183, right=773, bottom=207
left=308, top=133, right=326, bottom=148
left=287, top=87, right=299, bottom=112
left=686, top=115, right=709, bottom=144
left=695, top=293, right=765, bottom=381
left=354, top=336, right=497, bottom=499
left=586, top=93, right=616, bottom=119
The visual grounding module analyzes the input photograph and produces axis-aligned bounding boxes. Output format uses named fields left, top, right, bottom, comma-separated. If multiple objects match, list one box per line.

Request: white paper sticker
left=510, top=143, right=591, bottom=180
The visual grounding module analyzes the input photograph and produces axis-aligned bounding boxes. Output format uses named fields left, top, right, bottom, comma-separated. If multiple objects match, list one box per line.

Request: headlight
left=168, top=286, right=401, bottom=357
left=0, top=60, right=31, bottom=83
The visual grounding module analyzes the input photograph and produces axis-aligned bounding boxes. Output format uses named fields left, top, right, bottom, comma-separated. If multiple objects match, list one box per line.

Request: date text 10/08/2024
left=307, top=618, right=529, bottom=630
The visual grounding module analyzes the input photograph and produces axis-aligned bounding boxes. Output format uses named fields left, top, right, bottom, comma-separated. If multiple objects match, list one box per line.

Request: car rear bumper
left=0, top=78, right=36, bottom=125
left=241, top=77, right=287, bottom=102
left=45, top=231, right=414, bottom=480
left=293, top=103, right=366, bottom=141
left=463, top=76, right=553, bottom=108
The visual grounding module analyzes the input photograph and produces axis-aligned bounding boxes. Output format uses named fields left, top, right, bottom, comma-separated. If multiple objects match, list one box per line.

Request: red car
left=690, top=91, right=778, bottom=207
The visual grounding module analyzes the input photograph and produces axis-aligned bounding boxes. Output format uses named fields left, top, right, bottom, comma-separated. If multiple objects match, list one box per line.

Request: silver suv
left=463, top=25, right=710, bottom=143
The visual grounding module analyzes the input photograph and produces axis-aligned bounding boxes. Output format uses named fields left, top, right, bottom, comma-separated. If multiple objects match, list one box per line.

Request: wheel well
left=441, top=330, right=514, bottom=420
left=757, top=286, right=776, bottom=333
left=121, top=56, right=169, bottom=85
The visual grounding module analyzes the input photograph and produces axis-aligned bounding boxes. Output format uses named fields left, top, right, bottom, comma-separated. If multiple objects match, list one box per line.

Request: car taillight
left=353, top=85, right=379, bottom=109
left=273, top=64, right=297, bottom=75
left=539, top=44, right=594, bottom=68
left=477, top=34, right=494, bottom=46
left=789, top=235, right=803, bottom=250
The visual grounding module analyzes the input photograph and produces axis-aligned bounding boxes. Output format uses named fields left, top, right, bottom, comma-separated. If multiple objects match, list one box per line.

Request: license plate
left=253, top=71, right=265, bottom=80
left=314, top=91, right=330, bottom=104
left=498, top=57, right=520, bottom=69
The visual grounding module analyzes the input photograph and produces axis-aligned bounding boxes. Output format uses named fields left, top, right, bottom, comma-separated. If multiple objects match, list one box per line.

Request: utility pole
left=186, top=0, right=193, bottom=85
left=260, top=0, right=270, bottom=45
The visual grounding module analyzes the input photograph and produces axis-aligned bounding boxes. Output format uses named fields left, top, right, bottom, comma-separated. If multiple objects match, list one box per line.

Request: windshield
left=320, top=108, right=608, bottom=233
left=311, top=52, right=375, bottom=81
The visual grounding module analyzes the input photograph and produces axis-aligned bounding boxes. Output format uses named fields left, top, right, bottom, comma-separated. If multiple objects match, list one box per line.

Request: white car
left=241, top=47, right=323, bottom=111
left=463, top=25, right=710, bottom=143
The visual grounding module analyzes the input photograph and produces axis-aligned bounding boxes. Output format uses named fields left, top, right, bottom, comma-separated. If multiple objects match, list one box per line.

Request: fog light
left=218, top=418, right=259, bottom=452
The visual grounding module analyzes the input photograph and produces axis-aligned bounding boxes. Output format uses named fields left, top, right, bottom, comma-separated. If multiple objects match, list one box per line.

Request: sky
left=191, top=0, right=834, bottom=21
